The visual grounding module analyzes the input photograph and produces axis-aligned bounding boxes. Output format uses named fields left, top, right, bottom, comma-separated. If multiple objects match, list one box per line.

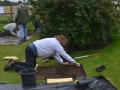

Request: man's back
left=15, top=5, right=29, bottom=24
left=3, top=23, right=16, bottom=31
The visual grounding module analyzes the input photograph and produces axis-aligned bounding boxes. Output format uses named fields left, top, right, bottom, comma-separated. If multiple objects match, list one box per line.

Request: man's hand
left=63, top=62, right=69, bottom=65
left=75, top=62, right=81, bottom=67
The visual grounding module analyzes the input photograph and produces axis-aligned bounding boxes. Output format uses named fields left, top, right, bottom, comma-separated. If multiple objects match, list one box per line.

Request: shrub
left=29, top=0, right=119, bottom=50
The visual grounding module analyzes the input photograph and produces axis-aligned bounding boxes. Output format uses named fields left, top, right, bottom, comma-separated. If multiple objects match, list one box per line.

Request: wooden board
left=47, top=78, right=73, bottom=84
left=3, top=56, right=19, bottom=60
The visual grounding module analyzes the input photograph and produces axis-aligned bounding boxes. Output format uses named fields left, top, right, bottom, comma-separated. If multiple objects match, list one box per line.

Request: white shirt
left=33, top=38, right=76, bottom=64
left=3, top=23, right=17, bottom=36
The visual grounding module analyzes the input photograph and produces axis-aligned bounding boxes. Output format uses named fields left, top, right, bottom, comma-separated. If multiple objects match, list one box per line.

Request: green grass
left=0, top=22, right=120, bottom=89
left=0, top=16, right=9, bottom=20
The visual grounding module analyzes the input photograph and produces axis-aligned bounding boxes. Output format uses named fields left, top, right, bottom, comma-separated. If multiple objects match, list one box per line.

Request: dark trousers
left=14, top=46, right=37, bottom=72
left=4, top=29, right=12, bottom=36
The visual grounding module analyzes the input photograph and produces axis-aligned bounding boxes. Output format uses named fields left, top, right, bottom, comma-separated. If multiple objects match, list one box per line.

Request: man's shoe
left=4, top=59, right=15, bottom=71
left=0, top=33, right=2, bottom=37
left=18, top=39, right=26, bottom=44
left=0, top=32, right=4, bottom=37
left=0, top=32, right=5, bottom=36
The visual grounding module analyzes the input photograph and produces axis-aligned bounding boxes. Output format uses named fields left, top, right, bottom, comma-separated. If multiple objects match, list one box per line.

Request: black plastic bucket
left=19, top=68, right=37, bottom=88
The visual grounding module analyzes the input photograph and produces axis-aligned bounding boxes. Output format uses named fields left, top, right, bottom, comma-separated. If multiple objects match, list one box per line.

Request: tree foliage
left=29, top=0, right=119, bottom=50
left=0, top=0, right=10, bottom=5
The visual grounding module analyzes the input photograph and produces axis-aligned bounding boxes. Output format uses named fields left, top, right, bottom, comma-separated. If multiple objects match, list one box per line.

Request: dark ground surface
left=27, top=30, right=36, bottom=36
left=0, top=36, right=33, bottom=45
left=36, top=65, right=86, bottom=80
left=0, top=30, right=35, bottom=45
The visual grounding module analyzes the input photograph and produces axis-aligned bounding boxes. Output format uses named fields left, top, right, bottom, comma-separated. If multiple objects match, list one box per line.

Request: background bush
left=29, top=0, right=119, bottom=50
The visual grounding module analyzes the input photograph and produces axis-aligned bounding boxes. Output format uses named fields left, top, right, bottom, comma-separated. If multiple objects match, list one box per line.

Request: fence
left=0, top=5, right=32, bottom=24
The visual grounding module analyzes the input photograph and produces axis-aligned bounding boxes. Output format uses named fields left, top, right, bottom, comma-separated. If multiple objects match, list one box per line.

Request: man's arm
left=9, top=25, right=17, bottom=36
left=54, top=43, right=81, bottom=67
left=14, top=9, right=18, bottom=23
left=53, top=52, right=63, bottom=64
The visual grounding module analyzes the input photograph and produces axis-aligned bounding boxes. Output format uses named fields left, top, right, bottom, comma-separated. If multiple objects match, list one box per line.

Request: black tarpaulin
left=0, top=76, right=117, bottom=90
left=76, top=75, right=117, bottom=90
left=0, top=82, right=79, bottom=90
left=0, top=36, right=33, bottom=45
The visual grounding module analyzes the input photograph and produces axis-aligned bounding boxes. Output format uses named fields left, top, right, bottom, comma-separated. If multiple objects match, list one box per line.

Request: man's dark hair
left=18, top=0, right=22, bottom=4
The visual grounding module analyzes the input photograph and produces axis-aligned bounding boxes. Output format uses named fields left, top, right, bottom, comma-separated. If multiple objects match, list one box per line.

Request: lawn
left=0, top=22, right=120, bottom=89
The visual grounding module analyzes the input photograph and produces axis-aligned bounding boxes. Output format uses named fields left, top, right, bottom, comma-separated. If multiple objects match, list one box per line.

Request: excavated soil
left=36, top=65, right=86, bottom=80
left=27, top=30, right=36, bottom=36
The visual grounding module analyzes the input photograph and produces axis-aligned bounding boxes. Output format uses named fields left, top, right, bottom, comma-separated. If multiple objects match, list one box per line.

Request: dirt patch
left=36, top=65, right=86, bottom=80
left=27, top=30, right=36, bottom=36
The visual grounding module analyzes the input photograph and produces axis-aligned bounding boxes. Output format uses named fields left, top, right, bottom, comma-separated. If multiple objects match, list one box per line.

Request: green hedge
left=29, top=0, right=119, bottom=49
